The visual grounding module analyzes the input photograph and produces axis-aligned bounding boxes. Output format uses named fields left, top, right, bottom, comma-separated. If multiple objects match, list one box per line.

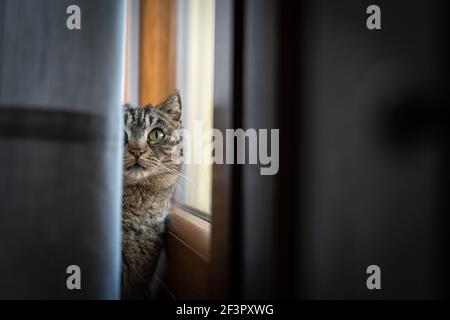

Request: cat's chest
left=122, top=185, right=172, bottom=219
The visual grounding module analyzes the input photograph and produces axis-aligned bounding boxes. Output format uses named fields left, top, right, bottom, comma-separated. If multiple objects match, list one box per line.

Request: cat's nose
left=129, top=148, right=144, bottom=158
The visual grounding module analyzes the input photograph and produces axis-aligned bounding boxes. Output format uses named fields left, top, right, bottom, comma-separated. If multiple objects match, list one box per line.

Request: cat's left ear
left=123, top=103, right=133, bottom=112
left=157, top=90, right=182, bottom=122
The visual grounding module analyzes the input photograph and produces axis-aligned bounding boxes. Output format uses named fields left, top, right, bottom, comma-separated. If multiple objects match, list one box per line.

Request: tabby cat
left=121, top=91, right=182, bottom=299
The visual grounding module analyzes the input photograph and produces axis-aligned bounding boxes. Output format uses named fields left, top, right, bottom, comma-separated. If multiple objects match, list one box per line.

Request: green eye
left=149, top=128, right=165, bottom=142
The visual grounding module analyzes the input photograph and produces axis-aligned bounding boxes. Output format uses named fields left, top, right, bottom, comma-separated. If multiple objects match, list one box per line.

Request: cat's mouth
left=127, top=163, right=146, bottom=171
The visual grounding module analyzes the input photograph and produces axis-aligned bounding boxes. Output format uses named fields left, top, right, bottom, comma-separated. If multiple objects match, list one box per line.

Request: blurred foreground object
left=0, top=0, right=125, bottom=299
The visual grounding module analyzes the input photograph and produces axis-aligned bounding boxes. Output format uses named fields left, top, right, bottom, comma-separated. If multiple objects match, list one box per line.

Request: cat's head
left=123, top=90, right=183, bottom=187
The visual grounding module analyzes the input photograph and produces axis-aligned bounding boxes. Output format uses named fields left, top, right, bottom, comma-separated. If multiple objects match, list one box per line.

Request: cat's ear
left=123, top=103, right=132, bottom=112
left=156, top=90, right=182, bottom=122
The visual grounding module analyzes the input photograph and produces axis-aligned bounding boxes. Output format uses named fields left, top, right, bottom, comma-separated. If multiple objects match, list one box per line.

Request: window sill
left=167, top=205, right=211, bottom=261
left=151, top=204, right=211, bottom=299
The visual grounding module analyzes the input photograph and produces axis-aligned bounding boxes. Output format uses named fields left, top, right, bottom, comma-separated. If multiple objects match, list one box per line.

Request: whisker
left=156, top=162, right=189, bottom=184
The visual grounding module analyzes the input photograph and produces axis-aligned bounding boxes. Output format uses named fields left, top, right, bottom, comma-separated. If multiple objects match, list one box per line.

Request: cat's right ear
left=123, top=104, right=132, bottom=124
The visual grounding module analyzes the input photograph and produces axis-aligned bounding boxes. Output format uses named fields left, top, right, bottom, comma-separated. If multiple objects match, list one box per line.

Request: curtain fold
left=0, top=0, right=126, bottom=299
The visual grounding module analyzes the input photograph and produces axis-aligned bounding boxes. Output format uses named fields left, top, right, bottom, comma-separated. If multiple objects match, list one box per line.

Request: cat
left=121, top=90, right=183, bottom=300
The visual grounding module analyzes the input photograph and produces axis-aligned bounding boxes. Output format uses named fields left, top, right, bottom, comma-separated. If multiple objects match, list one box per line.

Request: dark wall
left=227, top=0, right=449, bottom=299
left=299, top=0, right=449, bottom=299
left=0, top=0, right=125, bottom=299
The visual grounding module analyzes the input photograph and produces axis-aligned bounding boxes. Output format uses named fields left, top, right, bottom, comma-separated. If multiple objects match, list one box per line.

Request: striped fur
left=121, top=90, right=182, bottom=299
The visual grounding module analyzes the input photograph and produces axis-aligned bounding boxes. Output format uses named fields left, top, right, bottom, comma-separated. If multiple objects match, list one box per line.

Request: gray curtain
left=0, top=0, right=125, bottom=299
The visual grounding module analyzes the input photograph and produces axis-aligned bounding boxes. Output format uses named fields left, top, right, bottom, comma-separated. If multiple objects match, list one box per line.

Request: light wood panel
left=139, top=0, right=176, bottom=105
